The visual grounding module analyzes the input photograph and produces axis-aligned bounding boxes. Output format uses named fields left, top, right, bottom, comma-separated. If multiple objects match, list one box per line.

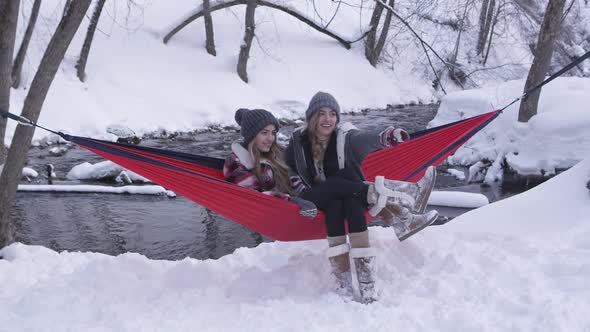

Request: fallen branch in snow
left=163, top=0, right=352, bottom=49
left=17, top=184, right=176, bottom=197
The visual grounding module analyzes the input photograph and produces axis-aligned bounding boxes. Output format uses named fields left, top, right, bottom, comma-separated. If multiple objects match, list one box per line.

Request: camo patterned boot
left=349, top=248, right=377, bottom=304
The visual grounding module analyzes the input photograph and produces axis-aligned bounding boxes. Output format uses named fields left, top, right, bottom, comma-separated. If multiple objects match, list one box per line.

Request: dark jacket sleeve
left=284, top=137, right=297, bottom=172
left=347, top=129, right=384, bottom=163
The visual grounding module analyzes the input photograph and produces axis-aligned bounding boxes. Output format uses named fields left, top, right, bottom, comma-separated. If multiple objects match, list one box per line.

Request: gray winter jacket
left=285, top=122, right=387, bottom=187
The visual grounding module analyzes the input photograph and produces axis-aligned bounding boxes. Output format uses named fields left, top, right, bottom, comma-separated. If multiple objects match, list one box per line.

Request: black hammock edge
left=66, top=114, right=484, bottom=172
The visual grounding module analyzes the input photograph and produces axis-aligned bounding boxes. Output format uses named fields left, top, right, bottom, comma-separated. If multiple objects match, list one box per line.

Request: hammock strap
left=499, top=49, right=590, bottom=112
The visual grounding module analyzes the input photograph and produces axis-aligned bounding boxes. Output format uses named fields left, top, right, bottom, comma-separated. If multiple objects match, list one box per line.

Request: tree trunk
left=518, top=0, right=566, bottom=123
left=203, top=0, right=216, bottom=56
left=76, top=0, right=106, bottom=82
left=237, top=0, right=256, bottom=83
left=372, top=0, right=394, bottom=67
left=0, top=0, right=20, bottom=164
left=0, top=0, right=92, bottom=248
left=365, top=1, right=384, bottom=66
left=482, top=0, right=496, bottom=52
left=483, top=0, right=503, bottom=66
left=12, top=0, right=42, bottom=89
left=62, top=0, right=73, bottom=18
left=365, top=0, right=394, bottom=67
left=476, top=0, right=491, bottom=55
left=450, top=1, right=470, bottom=76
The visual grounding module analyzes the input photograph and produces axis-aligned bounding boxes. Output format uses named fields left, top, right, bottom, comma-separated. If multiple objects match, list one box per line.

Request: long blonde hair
left=307, top=112, right=330, bottom=160
left=306, top=112, right=330, bottom=183
left=247, top=139, right=294, bottom=194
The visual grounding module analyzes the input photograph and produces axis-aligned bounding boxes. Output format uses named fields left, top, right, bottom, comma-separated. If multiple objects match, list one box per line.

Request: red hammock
left=65, top=110, right=500, bottom=241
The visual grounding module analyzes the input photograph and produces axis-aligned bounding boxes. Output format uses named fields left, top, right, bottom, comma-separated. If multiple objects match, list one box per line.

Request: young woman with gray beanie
left=284, top=91, right=439, bottom=304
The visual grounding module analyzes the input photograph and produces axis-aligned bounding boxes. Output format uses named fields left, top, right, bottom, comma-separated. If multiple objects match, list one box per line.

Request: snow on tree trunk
left=12, top=0, right=40, bottom=89
left=476, top=0, right=491, bottom=56
left=0, top=0, right=92, bottom=247
left=237, top=0, right=257, bottom=83
left=0, top=0, right=20, bottom=164
left=481, top=0, right=496, bottom=56
left=203, top=0, right=217, bottom=56
left=518, top=0, right=566, bottom=123
left=483, top=0, right=503, bottom=66
left=76, top=0, right=106, bottom=82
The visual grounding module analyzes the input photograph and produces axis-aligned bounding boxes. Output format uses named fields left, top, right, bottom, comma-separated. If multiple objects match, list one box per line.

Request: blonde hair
left=247, top=139, right=294, bottom=195
left=306, top=112, right=329, bottom=183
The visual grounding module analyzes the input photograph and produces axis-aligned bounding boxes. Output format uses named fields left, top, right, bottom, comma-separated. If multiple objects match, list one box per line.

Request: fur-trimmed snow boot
left=349, top=247, right=377, bottom=304
left=327, top=243, right=351, bottom=291
left=373, top=166, right=436, bottom=214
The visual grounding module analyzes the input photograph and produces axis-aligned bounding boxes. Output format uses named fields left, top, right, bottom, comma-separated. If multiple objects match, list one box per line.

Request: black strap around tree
left=0, top=110, right=67, bottom=138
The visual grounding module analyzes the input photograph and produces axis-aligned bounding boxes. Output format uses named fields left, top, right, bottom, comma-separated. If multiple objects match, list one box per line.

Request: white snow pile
left=1, top=159, right=589, bottom=331
left=445, top=168, right=466, bottom=181
left=0, top=164, right=38, bottom=180
left=66, top=161, right=150, bottom=183
left=428, top=191, right=488, bottom=209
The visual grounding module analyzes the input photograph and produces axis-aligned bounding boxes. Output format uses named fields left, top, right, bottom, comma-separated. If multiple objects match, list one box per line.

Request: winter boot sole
left=398, top=211, right=439, bottom=242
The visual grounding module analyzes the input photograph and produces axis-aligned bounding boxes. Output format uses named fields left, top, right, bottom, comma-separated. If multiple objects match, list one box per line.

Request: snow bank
left=1, top=159, right=589, bottom=331
left=433, top=77, right=590, bottom=176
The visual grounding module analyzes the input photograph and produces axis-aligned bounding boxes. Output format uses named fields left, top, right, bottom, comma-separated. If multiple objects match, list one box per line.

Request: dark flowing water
left=10, top=105, right=519, bottom=260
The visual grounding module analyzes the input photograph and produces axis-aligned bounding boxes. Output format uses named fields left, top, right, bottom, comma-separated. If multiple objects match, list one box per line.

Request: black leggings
left=299, top=170, right=369, bottom=237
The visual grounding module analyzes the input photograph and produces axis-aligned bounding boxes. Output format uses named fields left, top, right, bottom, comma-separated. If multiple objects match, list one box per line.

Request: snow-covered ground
left=1, top=159, right=589, bottom=331
left=1, top=0, right=590, bottom=330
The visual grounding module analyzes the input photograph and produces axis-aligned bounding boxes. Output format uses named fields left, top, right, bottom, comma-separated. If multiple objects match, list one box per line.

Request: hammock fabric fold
left=64, top=110, right=501, bottom=241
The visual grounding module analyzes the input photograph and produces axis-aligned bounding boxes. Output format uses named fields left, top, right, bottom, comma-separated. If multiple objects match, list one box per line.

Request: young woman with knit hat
left=284, top=91, right=439, bottom=304
left=223, top=108, right=317, bottom=217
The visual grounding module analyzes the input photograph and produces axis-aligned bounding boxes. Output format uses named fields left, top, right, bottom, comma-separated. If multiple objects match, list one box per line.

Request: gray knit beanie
left=305, top=91, right=341, bottom=122
left=234, top=108, right=280, bottom=146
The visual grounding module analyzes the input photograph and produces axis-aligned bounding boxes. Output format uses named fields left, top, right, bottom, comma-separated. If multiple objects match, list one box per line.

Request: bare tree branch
left=374, top=0, right=464, bottom=90
left=465, top=62, right=524, bottom=79
left=420, top=40, right=446, bottom=94
left=163, top=0, right=352, bottom=49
